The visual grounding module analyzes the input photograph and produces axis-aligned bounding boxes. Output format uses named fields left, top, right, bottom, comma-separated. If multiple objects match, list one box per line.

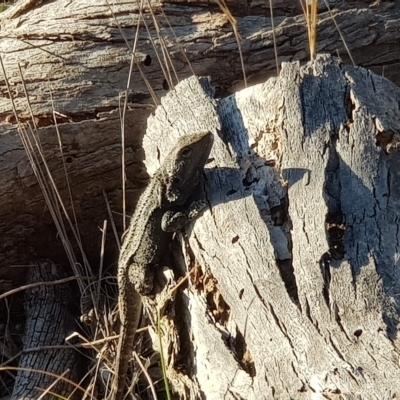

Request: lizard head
left=163, top=131, right=213, bottom=202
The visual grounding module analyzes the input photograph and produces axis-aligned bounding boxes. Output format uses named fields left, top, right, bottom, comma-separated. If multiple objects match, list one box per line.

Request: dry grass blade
left=2, top=50, right=108, bottom=399
left=158, top=6, right=195, bottom=76
left=323, top=0, right=355, bottom=66
left=48, top=87, right=85, bottom=264
left=217, top=0, right=247, bottom=87
left=103, top=190, right=121, bottom=250
left=17, top=62, right=37, bottom=130
left=36, top=368, right=71, bottom=400
left=2, top=45, right=104, bottom=399
left=145, top=0, right=179, bottom=88
left=0, top=275, right=87, bottom=301
left=301, top=0, right=318, bottom=60
left=144, top=2, right=172, bottom=86
left=138, top=0, right=175, bottom=90
left=134, top=352, right=159, bottom=400
left=156, top=307, right=170, bottom=400
left=105, top=0, right=159, bottom=106
left=117, top=8, right=142, bottom=232
left=6, top=65, right=93, bottom=286
left=105, top=0, right=140, bottom=232
left=22, top=123, right=90, bottom=282
left=94, top=220, right=108, bottom=325
left=0, top=367, right=96, bottom=399
left=269, top=0, right=280, bottom=76
left=1, top=343, right=88, bottom=371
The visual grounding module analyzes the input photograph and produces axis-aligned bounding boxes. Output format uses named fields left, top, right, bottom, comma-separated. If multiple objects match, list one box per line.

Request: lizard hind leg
left=129, top=263, right=155, bottom=295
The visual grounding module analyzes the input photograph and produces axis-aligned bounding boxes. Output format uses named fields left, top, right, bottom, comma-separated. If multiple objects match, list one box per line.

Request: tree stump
left=143, top=54, right=400, bottom=398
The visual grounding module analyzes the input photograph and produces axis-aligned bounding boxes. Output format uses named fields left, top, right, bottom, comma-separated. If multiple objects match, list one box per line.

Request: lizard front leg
left=161, top=199, right=209, bottom=232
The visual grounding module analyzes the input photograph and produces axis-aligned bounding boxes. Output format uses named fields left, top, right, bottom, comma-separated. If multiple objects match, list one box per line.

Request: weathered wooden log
left=11, top=260, right=81, bottom=400
left=140, top=54, right=400, bottom=399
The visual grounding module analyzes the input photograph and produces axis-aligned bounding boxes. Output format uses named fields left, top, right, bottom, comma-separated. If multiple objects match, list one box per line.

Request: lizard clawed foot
left=161, top=199, right=209, bottom=232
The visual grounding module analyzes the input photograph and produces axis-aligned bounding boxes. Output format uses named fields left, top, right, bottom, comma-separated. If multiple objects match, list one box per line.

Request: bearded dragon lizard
left=112, top=131, right=213, bottom=400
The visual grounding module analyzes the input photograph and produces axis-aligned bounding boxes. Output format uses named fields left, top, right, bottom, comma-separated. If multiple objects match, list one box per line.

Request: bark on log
left=142, top=54, right=400, bottom=399
left=11, top=260, right=81, bottom=400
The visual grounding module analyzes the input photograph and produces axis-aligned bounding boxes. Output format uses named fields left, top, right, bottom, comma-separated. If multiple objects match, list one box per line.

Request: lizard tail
left=112, top=279, right=142, bottom=400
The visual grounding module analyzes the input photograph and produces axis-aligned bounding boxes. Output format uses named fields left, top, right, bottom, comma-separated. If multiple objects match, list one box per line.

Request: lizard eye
left=180, top=147, right=192, bottom=158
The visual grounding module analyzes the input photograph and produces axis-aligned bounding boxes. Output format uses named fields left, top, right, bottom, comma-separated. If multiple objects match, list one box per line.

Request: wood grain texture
left=142, top=56, right=400, bottom=398
left=11, top=260, right=81, bottom=400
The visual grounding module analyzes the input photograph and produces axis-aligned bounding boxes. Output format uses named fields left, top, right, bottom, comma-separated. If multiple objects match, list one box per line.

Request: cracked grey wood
left=11, top=260, right=81, bottom=400
left=143, top=56, right=400, bottom=399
